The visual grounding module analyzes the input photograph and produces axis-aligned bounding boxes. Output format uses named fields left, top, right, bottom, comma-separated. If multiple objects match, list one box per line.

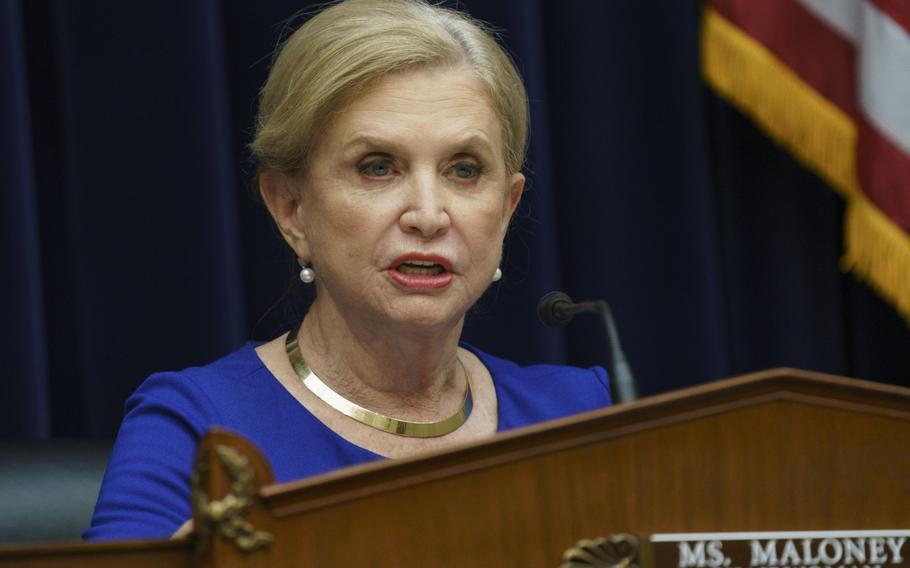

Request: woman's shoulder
left=85, top=343, right=290, bottom=541
left=139, top=342, right=263, bottom=386
left=130, top=343, right=269, bottom=409
left=465, top=343, right=610, bottom=387
left=474, top=347, right=603, bottom=379
left=462, top=344, right=613, bottom=431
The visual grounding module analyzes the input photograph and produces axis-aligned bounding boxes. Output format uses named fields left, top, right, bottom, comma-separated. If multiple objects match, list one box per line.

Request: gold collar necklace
left=285, top=327, right=473, bottom=438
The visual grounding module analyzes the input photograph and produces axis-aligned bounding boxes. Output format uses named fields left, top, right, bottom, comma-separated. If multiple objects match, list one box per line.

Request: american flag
left=703, top=0, right=910, bottom=324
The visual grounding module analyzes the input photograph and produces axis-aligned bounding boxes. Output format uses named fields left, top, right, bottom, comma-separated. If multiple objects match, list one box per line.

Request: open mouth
left=387, top=256, right=454, bottom=289
left=395, top=260, right=447, bottom=276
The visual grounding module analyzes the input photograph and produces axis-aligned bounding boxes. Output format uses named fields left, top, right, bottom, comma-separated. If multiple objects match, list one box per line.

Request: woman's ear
left=506, top=172, right=525, bottom=219
left=259, top=170, right=311, bottom=260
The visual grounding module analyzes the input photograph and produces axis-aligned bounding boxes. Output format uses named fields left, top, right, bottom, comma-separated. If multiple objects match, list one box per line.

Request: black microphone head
left=537, top=291, right=574, bottom=327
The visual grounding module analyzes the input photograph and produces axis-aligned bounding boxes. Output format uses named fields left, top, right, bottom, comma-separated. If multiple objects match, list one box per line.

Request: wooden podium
left=1, top=368, right=908, bottom=567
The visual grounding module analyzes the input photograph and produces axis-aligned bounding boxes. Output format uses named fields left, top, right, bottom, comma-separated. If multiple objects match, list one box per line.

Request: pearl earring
left=298, top=259, right=315, bottom=283
left=492, top=267, right=502, bottom=282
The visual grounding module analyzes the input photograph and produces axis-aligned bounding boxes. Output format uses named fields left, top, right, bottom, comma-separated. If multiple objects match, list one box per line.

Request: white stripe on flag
left=796, top=0, right=861, bottom=42
left=860, top=0, right=910, bottom=156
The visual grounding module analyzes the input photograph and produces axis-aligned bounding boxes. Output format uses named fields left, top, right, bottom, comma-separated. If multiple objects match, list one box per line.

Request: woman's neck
left=295, top=297, right=466, bottom=418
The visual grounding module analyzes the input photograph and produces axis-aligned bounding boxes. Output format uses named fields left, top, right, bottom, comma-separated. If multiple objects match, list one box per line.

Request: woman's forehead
left=322, top=67, right=504, bottom=153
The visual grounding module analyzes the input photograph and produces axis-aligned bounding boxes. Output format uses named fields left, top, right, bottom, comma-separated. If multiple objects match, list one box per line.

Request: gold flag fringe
left=701, top=6, right=910, bottom=325
left=843, top=196, right=910, bottom=324
left=701, top=7, right=858, bottom=198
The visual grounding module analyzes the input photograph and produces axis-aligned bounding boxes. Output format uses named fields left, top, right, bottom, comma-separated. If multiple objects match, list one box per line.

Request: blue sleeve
left=83, top=371, right=220, bottom=541
left=592, top=365, right=613, bottom=405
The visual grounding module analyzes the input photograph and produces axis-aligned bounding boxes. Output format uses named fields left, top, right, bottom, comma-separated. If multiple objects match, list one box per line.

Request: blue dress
left=84, top=343, right=611, bottom=540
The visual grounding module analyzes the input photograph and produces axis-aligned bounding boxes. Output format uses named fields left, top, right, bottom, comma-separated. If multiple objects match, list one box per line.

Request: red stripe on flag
left=711, top=0, right=859, bottom=118
left=858, top=117, right=910, bottom=232
left=870, top=0, right=910, bottom=36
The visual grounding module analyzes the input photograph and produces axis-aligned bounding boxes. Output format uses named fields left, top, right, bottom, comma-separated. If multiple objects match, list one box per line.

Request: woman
left=85, top=0, right=611, bottom=540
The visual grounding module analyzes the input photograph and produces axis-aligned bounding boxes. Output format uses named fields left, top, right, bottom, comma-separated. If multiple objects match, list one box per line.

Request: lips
left=387, top=254, right=454, bottom=289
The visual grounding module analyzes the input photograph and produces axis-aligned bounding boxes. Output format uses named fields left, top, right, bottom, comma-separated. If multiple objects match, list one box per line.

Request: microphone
left=537, top=291, right=594, bottom=326
left=536, top=291, right=638, bottom=404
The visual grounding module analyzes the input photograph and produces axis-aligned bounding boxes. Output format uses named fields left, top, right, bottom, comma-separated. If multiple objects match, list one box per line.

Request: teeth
left=398, top=263, right=445, bottom=276
left=405, top=260, right=437, bottom=267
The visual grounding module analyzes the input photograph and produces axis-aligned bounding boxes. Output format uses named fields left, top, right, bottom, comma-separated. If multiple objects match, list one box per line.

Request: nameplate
left=560, top=530, right=910, bottom=568
left=653, top=530, right=910, bottom=568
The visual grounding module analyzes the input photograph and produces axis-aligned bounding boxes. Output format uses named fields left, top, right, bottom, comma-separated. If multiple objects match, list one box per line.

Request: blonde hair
left=251, top=0, right=529, bottom=184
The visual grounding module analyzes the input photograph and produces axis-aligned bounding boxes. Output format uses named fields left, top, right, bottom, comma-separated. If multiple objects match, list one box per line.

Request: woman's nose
left=399, top=172, right=451, bottom=238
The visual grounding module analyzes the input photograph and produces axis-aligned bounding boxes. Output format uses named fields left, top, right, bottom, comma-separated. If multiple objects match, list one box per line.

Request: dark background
left=3, top=0, right=908, bottom=440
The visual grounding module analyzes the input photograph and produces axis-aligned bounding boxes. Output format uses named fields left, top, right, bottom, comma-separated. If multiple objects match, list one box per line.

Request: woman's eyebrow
left=340, top=134, right=399, bottom=152
left=343, top=130, right=493, bottom=147
left=338, top=132, right=497, bottom=161
left=450, top=133, right=494, bottom=154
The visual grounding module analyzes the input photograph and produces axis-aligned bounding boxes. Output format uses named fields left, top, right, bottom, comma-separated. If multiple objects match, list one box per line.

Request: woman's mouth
left=396, top=260, right=446, bottom=276
left=388, top=256, right=454, bottom=289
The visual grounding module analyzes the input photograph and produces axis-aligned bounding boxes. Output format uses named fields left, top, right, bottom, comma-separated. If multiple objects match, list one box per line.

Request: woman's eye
left=358, top=159, right=393, bottom=178
left=451, top=162, right=481, bottom=180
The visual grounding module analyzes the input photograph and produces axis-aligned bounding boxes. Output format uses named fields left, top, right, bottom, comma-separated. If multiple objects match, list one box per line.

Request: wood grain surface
left=3, top=368, right=908, bottom=567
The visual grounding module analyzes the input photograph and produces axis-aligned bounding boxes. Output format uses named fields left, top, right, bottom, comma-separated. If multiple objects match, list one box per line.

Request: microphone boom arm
left=594, top=300, right=638, bottom=404
left=537, top=291, right=638, bottom=404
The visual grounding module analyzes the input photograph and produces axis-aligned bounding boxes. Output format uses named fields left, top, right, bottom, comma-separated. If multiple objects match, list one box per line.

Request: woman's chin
left=381, top=296, right=467, bottom=331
